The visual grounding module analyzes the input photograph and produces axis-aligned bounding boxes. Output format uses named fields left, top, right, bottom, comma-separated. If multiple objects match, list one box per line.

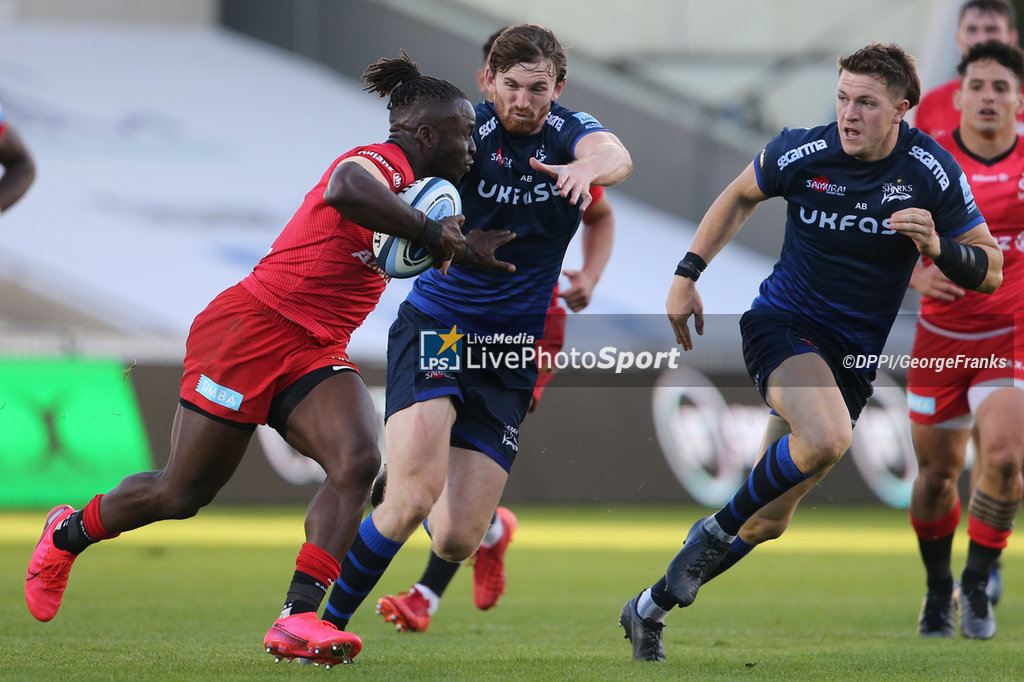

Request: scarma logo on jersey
left=419, top=326, right=464, bottom=372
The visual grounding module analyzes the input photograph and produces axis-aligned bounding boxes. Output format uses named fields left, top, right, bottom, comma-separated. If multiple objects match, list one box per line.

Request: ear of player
left=373, top=177, right=462, bottom=278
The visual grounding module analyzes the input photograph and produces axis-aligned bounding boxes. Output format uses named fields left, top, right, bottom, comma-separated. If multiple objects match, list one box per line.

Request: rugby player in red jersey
left=24, top=52, right=513, bottom=667
left=914, top=0, right=1022, bottom=139
left=908, top=40, right=1024, bottom=640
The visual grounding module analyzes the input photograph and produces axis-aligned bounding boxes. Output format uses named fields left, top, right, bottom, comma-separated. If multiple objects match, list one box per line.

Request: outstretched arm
left=528, top=130, right=632, bottom=211
left=667, top=162, right=768, bottom=350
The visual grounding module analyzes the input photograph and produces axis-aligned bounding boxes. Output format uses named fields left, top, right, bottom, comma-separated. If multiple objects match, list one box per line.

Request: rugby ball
left=372, top=177, right=462, bottom=278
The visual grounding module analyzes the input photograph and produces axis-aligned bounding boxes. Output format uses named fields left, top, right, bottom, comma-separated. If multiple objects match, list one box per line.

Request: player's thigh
left=765, top=353, right=851, bottom=449
left=428, top=446, right=508, bottom=545
left=973, top=385, right=1024, bottom=462
left=162, top=404, right=253, bottom=493
left=384, top=397, right=458, bottom=499
left=910, top=421, right=970, bottom=474
left=284, top=369, right=379, bottom=470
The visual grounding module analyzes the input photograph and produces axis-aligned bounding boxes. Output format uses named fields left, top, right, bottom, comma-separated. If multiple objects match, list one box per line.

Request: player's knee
left=801, top=424, right=851, bottom=471
left=323, top=439, right=380, bottom=492
left=382, top=487, right=435, bottom=530
left=917, top=465, right=959, bottom=497
left=980, top=442, right=1023, bottom=481
left=916, top=454, right=963, bottom=481
left=153, top=478, right=215, bottom=520
left=432, top=532, right=477, bottom=563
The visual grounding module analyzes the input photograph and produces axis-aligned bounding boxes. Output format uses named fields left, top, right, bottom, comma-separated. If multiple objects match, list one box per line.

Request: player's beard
left=497, top=100, right=549, bottom=136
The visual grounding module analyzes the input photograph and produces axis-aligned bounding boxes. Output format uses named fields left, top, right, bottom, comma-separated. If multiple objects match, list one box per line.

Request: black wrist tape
left=420, top=219, right=443, bottom=248
left=933, top=237, right=988, bottom=290
left=675, top=252, right=708, bottom=281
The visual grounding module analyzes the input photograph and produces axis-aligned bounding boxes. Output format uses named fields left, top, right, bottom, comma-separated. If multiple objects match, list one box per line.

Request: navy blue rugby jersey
left=406, top=100, right=609, bottom=335
left=753, top=120, right=985, bottom=359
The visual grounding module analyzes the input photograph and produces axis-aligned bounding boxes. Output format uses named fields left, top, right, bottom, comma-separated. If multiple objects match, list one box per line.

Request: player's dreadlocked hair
left=838, top=43, right=921, bottom=108
left=361, top=50, right=467, bottom=111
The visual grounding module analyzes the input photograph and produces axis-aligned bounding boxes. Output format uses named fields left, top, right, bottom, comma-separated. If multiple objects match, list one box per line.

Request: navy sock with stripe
left=714, top=435, right=810, bottom=536
left=420, top=551, right=461, bottom=597
left=707, top=536, right=755, bottom=581
left=322, top=514, right=403, bottom=629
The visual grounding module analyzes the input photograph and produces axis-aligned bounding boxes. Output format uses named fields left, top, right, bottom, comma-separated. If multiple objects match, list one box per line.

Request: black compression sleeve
left=933, top=237, right=988, bottom=290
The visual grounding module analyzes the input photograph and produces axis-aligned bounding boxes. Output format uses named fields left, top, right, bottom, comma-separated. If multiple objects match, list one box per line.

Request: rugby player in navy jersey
left=369, top=27, right=618, bottom=633
left=319, top=23, right=632, bottom=649
left=619, top=43, right=1003, bottom=662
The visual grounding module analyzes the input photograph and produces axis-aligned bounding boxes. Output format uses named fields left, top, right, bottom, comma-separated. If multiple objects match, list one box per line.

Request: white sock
left=703, top=514, right=735, bottom=543
left=636, top=588, right=670, bottom=622
left=413, top=584, right=441, bottom=616
left=479, top=513, right=504, bottom=548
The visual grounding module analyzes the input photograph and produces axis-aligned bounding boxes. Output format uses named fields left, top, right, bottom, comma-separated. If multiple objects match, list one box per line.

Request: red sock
left=82, top=494, right=120, bottom=540
left=910, top=499, right=961, bottom=540
left=295, top=542, right=341, bottom=586
left=967, top=516, right=1012, bottom=549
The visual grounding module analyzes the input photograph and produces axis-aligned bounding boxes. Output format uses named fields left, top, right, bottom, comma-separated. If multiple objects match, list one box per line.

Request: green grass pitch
left=2, top=504, right=1022, bottom=680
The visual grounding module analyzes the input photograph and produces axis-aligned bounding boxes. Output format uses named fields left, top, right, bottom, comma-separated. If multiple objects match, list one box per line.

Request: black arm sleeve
left=933, top=237, right=988, bottom=290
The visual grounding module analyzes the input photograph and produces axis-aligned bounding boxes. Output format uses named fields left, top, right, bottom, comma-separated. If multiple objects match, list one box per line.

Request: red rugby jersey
left=921, top=131, right=1024, bottom=331
left=241, top=142, right=412, bottom=344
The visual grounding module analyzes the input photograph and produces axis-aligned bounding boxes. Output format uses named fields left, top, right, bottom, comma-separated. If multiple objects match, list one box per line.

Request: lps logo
left=419, top=326, right=464, bottom=372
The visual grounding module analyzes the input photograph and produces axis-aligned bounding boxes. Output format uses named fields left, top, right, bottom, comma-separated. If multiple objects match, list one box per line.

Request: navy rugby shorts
left=385, top=301, right=537, bottom=472
left=739, top=307, right=874, bottom=422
